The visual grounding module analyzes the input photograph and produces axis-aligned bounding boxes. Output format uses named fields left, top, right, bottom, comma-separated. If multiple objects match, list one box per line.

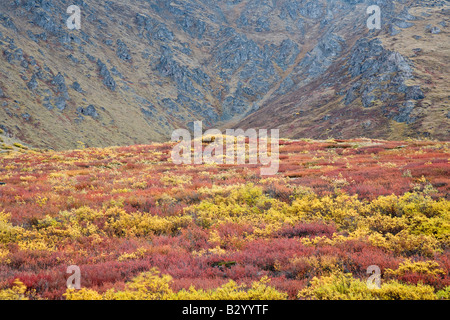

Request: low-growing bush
left=298, top=271, right=437, bottom=300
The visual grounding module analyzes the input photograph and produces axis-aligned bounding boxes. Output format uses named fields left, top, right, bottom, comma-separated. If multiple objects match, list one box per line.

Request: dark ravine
left=0, top=0, right=448, bottom=150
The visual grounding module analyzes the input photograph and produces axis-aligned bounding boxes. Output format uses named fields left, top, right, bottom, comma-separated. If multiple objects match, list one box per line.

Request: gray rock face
left=97, top=59, right=116, bottom=91
left=273, top=39, right=300, bottom=71
left=161, top=98, right=179, bottom=112
left=344, top=38, right=422, bottom=114
left=175, top=94, right=218, bottom=123
left=294, top=33, right=344, bottom=83
left=393, top=101, right=416, bottom=124
left=27, top=76, right=38, bottom=91
left=52, top=73, right=68, bottom=95
left=54, top=96, right=67, bottom=111
left=22, top=113, right=31, bottom=121
left=178, top=15, right=206, bottom=39
left=398, top=7, right=419, bottom=21
left=3, top=47, right=25, bottom=64
left=430, top=26, right=441, bottom=34
left=0, top=13, right=18, bottom=31
left=32, top=9, right=60, bottom=34
left=156, top=46, right=200, bottom=95
left=221, top=94, right=247, bottom=121
left=77, top=105, right=99, bottom=119
left=215, top=29, right=262, bottom=73
left=0, top=0, right=443, bottom=147
left=299, top=1, right=324, bottom=19
left=192, top=68, right=210, bottom=86
left=141, top=104, right=156, bottom=118
left=406, top=86, right=425, bottom=100
left=67, top=54, right=79, bottom=64
left=116, top=39, right=132, bottom=61
left=394, top=19, right=415, bottom=29
left=136, top=13, right=174, bottom=41
left=72, top=82, right=83, bottom=93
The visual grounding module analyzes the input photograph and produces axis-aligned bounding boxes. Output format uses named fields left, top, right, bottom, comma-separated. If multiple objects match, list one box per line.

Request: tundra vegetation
left=0, top=138, right=449, bottom=300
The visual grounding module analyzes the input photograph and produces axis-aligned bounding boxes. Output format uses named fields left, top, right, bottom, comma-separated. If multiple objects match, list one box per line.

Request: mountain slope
left=234, top=1, right=450, bottom=141
left=0, top=0, right=448, bottom=150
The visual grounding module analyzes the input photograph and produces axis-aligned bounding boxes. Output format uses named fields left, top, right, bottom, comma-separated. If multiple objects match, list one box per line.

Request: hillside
left=0, top=0, right=448, bottom=150
left=235, top=1, right=450, bottom=141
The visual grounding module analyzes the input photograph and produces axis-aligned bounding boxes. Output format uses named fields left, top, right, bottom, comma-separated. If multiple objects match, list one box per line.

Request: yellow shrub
left=407, top=214, right=450, bottom=245
left=437, top=286, right=450, bottom=300
left=64, top=288, right=103, bottom=300
left=385, top=260, right=446, bottom=278
left=0, top=211, right=22, bottom=244
left=131, top=181, right=147, bottom=189
left=105, top=268, right=174, bottom=300
left=288, top=193, right=362, bottom=231
left=65, top=206, right=103, bottom=222
left=298, top=272, right=437, bottom=300
left=187, top=188, right=449, bottom=255
left=196, top=184, right=243, bottom=197
left=111, top=188, right=131, bottom=194
left=35, top=208, right=104, bottom=242
left=364, top=213, right=407, bottom=235
left=0, top=247, right=10, bottom=264
left=0, top=280, right=28, bottom=300
left=375, top=281, right=436, bottom=300
left=192, top=246, right=227, bottom=257
left=386, top=230, right=441, bottom=257
left=160, top=173, right=192, bottom=186
left=186, top=184, right=291, bottom=228
left=35, top=196, right=48, bottom=207
left=289, top=255, right=340, bottom=278
left=106, top=210, right=192, bottom=237
left=117, top=247, right=147, bottom=262
left=298, top=272, right=374, bottom=300
left=368, top=192, right=449, bottom=220
left=171, top=277, right=287, bottom=300
left=17, top=238, right=56, bottom=252
left=63, top=269, right=287, bottom=301
left=156, top=193, right=177, bottom=207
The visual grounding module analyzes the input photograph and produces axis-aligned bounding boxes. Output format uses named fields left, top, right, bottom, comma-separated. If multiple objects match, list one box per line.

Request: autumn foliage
left=0, top=138, right=449, bottom=300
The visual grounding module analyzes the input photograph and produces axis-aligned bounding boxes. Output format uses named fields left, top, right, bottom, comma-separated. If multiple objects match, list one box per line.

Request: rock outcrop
left=0, top=0, right=448, bottom=149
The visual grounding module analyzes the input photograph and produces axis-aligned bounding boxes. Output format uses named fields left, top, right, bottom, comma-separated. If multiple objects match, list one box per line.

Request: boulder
left=71, top=82, right=83, bottom=93
left=77, top=105, right=99, bottom=119
left=97, top=59, right=116, bottom=91
left=27, top=76, right=38, bottom=90
left=405, top=86, right=425, bottom=100
left=116, top=39, right=132, bottom=61
left=430, top=27, right=441, bottom=34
